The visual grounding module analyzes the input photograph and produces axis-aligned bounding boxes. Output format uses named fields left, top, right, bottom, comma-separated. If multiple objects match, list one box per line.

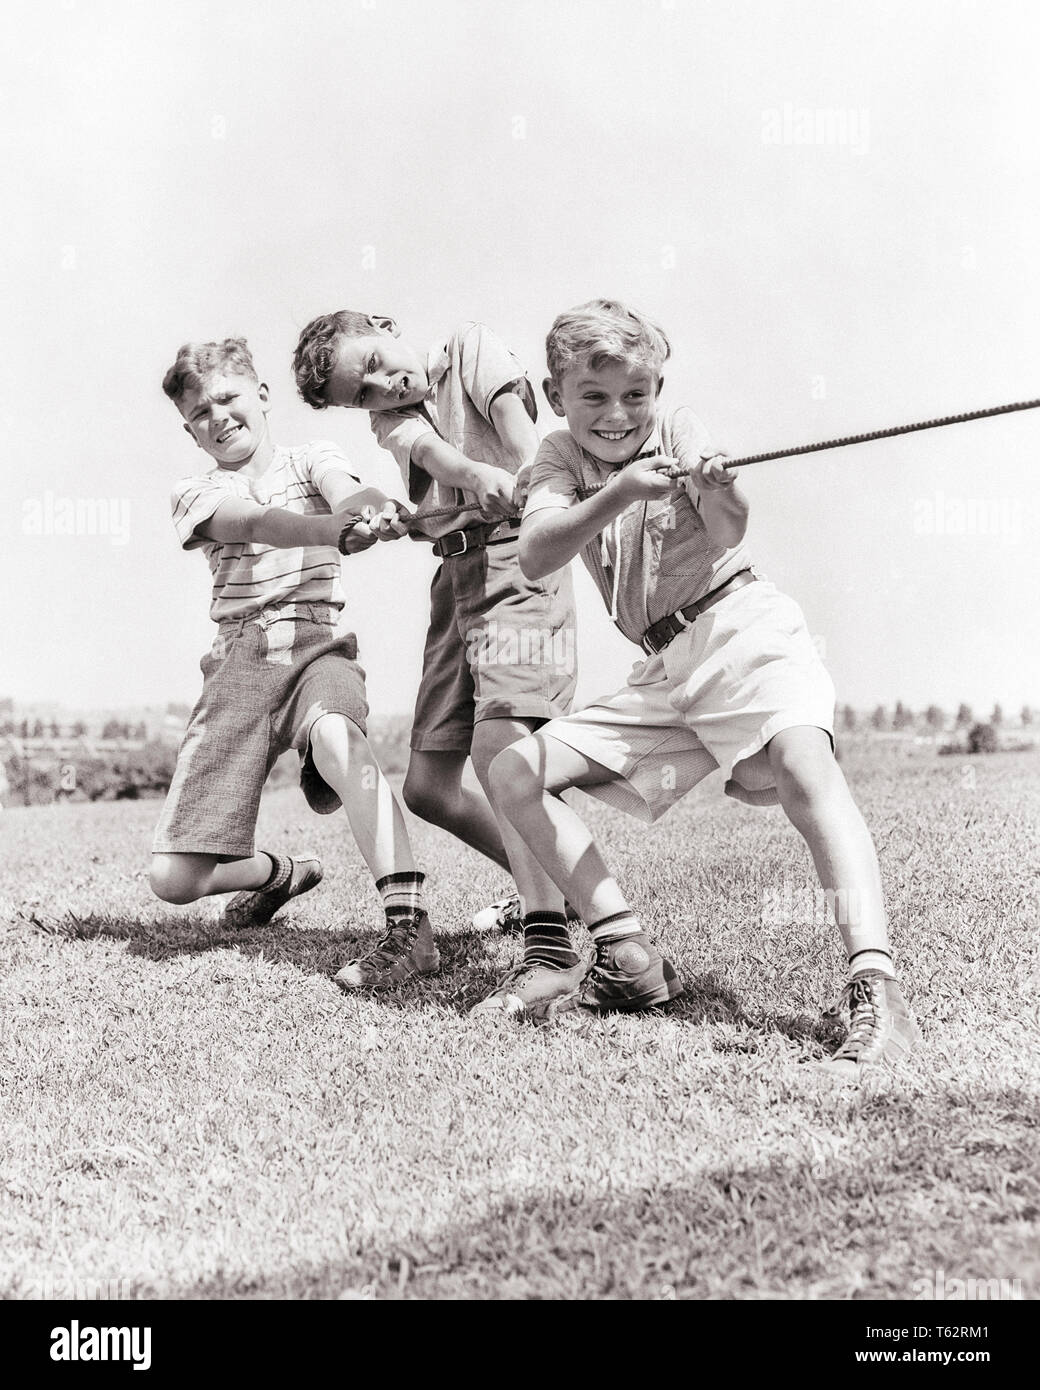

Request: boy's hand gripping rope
left=337, top=396, right=1040, bottom=542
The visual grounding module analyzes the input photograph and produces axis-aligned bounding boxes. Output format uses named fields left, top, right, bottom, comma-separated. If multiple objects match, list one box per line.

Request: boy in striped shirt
left=150, top=337, right=437, bottom=990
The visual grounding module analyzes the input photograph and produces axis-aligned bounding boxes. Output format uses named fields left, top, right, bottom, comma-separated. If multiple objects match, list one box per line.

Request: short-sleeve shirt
left=523, top=406, right=755, bottom=647
left=170, top=440, right=361, bottom=622
left=369, top=321, right=536, bottom=540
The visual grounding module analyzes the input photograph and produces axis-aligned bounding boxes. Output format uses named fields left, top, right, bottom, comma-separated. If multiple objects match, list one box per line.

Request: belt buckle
left=441, top=529, right=469, bottom=557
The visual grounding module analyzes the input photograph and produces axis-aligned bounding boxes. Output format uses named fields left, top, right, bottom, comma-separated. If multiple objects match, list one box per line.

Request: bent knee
left=149, top=857, right=203, bottom=904
left=771, top=748, right=842, bottom=815
left=402, top=773, right=445, bottom=823
left=309, top=713, right=366, bottom=760
left=488, top=743, right=542, bottom=807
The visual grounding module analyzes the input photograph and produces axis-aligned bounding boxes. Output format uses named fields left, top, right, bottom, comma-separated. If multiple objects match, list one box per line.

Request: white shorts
left=541, top=580, right=836, bottom=822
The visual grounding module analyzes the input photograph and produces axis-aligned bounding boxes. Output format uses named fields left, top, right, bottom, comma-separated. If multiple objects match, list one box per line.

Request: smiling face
left=323, top=328, right=430, bottom=412
left=546, top=358, right=662, bottom=465
left=177, top=370, right=272, bottom=466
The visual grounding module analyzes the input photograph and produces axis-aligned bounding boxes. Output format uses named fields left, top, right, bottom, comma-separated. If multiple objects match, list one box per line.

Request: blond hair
left=545, top=299, right=670, bottom=384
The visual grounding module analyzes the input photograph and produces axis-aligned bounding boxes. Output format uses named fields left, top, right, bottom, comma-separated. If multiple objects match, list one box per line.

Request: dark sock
left=377, top=871, right=426, bottom=921
left=258, top=852, right=288, bottom=891
left=523, top=911, right=580, bottom=970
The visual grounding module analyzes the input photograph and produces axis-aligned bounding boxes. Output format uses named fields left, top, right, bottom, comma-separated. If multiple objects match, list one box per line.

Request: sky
left=2, top=0, right=1038, bottom=720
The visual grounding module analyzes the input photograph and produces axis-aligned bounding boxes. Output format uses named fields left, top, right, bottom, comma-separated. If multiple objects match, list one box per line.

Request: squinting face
left=324, top=333, right=430, bottom=411
left=178, top=371, right=271, bottom=465
left=550, top=359, right=662, bottom=465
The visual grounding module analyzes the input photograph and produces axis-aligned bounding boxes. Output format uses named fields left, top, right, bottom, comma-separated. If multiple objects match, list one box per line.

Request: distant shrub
left=966, top=723, right=999, bottom=755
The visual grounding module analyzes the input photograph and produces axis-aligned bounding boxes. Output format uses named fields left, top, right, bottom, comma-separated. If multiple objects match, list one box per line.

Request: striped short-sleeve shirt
left=170, top=440, right=360, bottom=622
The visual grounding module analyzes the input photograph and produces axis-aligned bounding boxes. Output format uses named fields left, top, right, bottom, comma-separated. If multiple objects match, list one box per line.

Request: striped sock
left=377, top=871, right=427, bottom=921
left=848, top=947, right=896, bottom=980
left=259, top=853, right=291, bottom=893
left=588, top=909, right=644, bottom=946
left=523, top=911, right=580, bottom=970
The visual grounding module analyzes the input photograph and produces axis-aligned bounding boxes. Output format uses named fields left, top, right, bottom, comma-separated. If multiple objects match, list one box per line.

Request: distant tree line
left=0, top=718, right=149, bottom=741
left=839, top=702, right=1027, bottom=733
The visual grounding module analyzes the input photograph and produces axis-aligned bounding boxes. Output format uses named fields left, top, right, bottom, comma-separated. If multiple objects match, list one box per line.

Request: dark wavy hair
left=292, top=310, right=378, bottom=409
left=162, top=337, right=257, bottom=403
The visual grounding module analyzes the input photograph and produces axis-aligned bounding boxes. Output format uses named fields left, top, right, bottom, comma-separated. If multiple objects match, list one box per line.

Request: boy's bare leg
left=150, top=852, right=275, bottom=904
left=469, top=717, right=566, bottom=915
left=765, top=727, right=890, bottom=964
left=486, top=733, right=630, bottom=922
left=308, top=713, right=415, bottom=882
left=479, top=732, right=682, bottom=1016
left=402, top=750, right=511, bottom=872
left=309, top=713, right=437, bottom=990
left=766, top=725, right=920, bottom=1074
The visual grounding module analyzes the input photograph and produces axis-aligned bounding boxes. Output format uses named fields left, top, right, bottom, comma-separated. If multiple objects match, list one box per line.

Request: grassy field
left=0, top=747, right=1037, bottom=1301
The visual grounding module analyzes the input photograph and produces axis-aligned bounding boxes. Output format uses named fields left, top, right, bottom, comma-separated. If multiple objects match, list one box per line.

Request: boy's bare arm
left=197, top=488, right=397, bottom=554
left=411, top=431, right=517, bottom=519
left=683, top=452, right=749, bottom=547
left=489, top=391, right=541, bottom=507
left=519, top=476, right=638, bottom=579
left=488, top=391, right=539, bottom=466
left=519, top=452, right=751, bottom=578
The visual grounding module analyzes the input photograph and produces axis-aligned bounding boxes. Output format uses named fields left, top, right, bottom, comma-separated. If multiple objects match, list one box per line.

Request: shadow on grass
left=670, top=969, right=842, bottom=1048
left=163, top=1102, right=1040, bottom=1298
left=22, top=910, right=842, bottom=1039
left=21, top=909, right=509, bottom=1015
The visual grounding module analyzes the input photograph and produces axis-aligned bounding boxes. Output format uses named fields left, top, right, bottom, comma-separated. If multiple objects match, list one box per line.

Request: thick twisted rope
left=342, top=396, right=1039, bottom=533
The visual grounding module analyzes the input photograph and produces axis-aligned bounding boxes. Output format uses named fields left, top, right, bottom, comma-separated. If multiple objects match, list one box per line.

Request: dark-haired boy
left=293, top=314, right=582, bottom=1015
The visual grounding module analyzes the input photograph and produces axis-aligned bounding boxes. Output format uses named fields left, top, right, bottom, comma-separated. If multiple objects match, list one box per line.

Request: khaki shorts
left=541, top=580, right=836, bottom=822
left=153, top=604, right=368, bottom=857
left=411, top=533, right=578, bottom=751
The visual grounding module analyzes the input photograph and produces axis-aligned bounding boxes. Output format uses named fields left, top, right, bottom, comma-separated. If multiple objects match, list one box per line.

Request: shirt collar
left=425, top=338, right=452, bottom=392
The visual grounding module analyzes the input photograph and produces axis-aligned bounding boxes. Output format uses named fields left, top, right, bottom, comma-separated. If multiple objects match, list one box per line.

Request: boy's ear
left=543, top=377, right=567, bottom=417
left=257, top=381, right=271, bottom=410
left=367, top=315, right=400, bottom=337
left=655, top=376, right=664, bottom=397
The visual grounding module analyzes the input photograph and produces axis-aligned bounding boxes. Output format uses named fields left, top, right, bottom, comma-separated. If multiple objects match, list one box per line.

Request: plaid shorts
left=411, top=532, right=578, bottom=752
left=152, top=603, right=368, bottom=858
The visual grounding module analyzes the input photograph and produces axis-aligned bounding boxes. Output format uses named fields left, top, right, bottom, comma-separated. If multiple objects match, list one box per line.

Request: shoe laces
left=364, top=914, right=421, bottom=966
left=587, top=937, right=628, bottom=980
left=494, top=897, right=522, bottom=929
left=495, top=961, right=540, bottom=991
left=827, top=973, right=885, bottom=1060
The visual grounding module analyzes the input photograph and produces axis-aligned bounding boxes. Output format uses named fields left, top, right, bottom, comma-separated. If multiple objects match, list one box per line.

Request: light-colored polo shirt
left=523, top=406, right=754, bottom=647
left=170, top=440, right=360, bottom=622
left=369, top=321, right=536, bottom=540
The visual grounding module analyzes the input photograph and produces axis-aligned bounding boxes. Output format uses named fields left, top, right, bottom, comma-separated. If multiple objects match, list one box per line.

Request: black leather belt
left=642, top=569, right=757, bottom=655
left=432, top=518, right=521, bottom=558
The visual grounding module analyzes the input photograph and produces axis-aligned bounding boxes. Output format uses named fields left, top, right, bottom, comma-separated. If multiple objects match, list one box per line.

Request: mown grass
left=0, top=749, right=1037, bottom=1300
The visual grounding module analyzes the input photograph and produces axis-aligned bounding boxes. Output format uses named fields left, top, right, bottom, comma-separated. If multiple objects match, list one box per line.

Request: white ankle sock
left=848, top=948, right=896, bottom=980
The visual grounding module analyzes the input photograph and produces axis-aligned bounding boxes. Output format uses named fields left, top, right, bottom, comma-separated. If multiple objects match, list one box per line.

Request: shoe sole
left=578, top=962, right=685, bottom=1014
left=588, top=978, right=685, bottom=1013
left=814, top=1021, right=922, bottom=1080
left=471, top=989, right=580, bottom=1022
left=334, top=953, right=441, bottom=992
left=470, top=968, right=588, bottom=1020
